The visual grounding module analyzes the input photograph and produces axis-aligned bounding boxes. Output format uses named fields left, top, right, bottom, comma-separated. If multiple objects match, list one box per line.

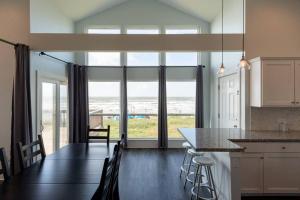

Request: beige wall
left=246, top=0, right=300, bottom=130
left=246, top=0, right=300, bottom=59
left=0, top=0, right=30, bottom=155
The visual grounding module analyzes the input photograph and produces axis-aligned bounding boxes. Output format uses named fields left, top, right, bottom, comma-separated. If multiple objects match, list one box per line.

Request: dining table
left=0, top=143, right=115, bottom=200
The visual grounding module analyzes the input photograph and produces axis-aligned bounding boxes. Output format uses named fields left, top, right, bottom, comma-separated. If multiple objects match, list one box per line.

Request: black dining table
left=0, top=143, right=115, bottom=200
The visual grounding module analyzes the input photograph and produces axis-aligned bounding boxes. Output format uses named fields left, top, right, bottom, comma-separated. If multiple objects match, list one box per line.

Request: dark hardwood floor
left=119, top=149, right=300, bottom=200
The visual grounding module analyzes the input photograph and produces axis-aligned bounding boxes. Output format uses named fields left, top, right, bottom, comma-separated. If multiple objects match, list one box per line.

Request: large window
left=167, top=81, right=196, bottom=138
left=127, top=81, right=158, bottom=139
left=88, top=82, right=120, bottom=139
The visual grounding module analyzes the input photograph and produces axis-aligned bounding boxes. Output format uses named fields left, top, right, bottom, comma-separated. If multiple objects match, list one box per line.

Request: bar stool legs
left=180, top=142, right=191, bottom=178
left=191, top=156, right=218, bottom=200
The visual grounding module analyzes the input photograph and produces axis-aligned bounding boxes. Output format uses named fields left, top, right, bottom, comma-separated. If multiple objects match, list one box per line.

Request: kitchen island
left=178, top=128, right=300, bottom=200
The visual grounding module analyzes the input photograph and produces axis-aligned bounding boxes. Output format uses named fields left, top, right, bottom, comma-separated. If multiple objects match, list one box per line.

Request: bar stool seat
left=188, top=148, right=205, bottom=157
left=182, top=142, right=191, bottom=149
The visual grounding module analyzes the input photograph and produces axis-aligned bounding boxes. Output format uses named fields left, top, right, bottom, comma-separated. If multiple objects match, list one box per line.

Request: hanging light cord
left=221, top=0, right=224, bottom=64
left=242, top=0, right=245, bottom=57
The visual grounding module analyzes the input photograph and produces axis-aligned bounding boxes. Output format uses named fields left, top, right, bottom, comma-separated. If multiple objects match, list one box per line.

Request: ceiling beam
left=29, top=33, right=243, bottom=52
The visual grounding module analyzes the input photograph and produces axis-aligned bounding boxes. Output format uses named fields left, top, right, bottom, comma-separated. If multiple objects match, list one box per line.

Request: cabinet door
left=240, top=153, right=264, bottom=194
left=264, top=153, right=300, bottom=193
left=262, top=60, right=294, bottom=106
left=294, top=60, right=300, bottom=106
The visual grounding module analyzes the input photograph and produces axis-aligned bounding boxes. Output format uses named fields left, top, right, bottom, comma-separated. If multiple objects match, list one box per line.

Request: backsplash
left=251, top=107, right=300, bottom=131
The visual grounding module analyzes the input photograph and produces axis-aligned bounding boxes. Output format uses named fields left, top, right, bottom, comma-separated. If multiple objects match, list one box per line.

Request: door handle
left=233, top=125, right=238, bottom=128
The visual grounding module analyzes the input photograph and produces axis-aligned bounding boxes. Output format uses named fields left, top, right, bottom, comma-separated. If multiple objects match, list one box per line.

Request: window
left=127, top=81, right=158, bottom=139
left=126, top=28, right=159, bottom=34
left=167, top=81, right=196, bottom=138
left=127, top=52, right=159, bottom=66
left=88, top=82, right=120, bottom=139
left=165, top=28, right=199, bottom=34
left=87, top=28, right=121, bottom=34
left=88, top=52, right=121, bottom=66
left=166, top=52, right=198, bottom=66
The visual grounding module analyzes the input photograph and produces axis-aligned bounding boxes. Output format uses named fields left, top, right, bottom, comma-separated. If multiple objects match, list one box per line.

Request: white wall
left=209, top=0, right=243, bottom=128
left=0, top=0, right=30, bottom=158
left=75, top=0, right=209, bottom=33
left=30, top=0, right=74, bottom=33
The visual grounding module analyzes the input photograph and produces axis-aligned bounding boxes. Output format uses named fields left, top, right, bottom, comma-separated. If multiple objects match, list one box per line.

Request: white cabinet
left=240, top=153, right=264, bottom=193
left=264, top=153, right=300, bottom=193
left=235, top=142, right=300, bottom=195
left=250, top=57, right=300, bottom=107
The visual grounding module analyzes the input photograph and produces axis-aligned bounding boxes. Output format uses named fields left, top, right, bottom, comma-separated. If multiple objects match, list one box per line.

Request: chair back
left=0, top=148, right=10, bottom=181
left=87, top=125, right=110, bottom=145
left=17, top=134, right=46, bottom=170
left=92, top=142, right=123, bottom=200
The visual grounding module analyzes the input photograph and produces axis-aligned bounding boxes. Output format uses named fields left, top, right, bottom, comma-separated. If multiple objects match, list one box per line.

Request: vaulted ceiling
left=51, top=0, right=221, bottom=22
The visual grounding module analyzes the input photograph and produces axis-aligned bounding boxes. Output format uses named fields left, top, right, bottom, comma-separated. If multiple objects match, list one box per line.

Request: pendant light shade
left=217, top=0, right=225, bottom=75
left=217, top=63, right=225, bottom=75
left=239, top=0, right=250, bottom=70
left=239, top=55, right=250, bottom=69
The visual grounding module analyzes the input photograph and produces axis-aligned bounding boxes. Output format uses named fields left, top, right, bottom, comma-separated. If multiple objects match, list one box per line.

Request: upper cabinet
left=250, top=57, right=300, bottom=107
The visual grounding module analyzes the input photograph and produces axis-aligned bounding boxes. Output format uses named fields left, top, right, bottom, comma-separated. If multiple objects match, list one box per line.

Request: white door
left=219, top=73, right=240, bottom=128
left=39, top=80, right=68, bottom=155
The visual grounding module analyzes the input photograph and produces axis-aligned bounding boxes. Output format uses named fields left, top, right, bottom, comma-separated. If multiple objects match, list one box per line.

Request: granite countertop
left=177, top=128, right=300, bottom=152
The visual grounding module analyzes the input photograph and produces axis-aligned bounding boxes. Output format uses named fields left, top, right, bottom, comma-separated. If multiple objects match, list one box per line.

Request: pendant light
left=239, top=0, right=250, bottom=69
left=217, top=0, right=225, bottom=75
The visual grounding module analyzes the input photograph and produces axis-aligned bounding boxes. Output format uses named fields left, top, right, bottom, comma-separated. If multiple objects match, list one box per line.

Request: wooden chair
left=92, top=142, right=123, bottom=200
left=87, top=125, right=110, bottom=145
left=17, top=135, right=46, bottom=170
left=0, top=148, right=10, bottom=182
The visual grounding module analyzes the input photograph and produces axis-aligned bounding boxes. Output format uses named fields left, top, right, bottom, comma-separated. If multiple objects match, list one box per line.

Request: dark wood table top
left=0, top=143, right=115, bottom=200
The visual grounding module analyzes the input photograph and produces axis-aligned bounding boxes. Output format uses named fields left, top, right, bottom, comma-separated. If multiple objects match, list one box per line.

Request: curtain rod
left=0, top=38, right=17, bottom=47
left=39, top=52, right=205, bottom=68
left=39, top=52, right=72, bottom=64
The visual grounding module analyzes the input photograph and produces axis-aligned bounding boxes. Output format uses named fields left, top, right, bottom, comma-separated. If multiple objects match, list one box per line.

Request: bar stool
left=184, top=148, right=204, bottom=188
left=180, top=142, right=192, bottom=178
left=191, top=156, right=217, bottom=200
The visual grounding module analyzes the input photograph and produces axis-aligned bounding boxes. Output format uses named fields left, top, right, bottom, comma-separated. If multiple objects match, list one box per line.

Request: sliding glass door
left=40, top=80, right=68, bottom=155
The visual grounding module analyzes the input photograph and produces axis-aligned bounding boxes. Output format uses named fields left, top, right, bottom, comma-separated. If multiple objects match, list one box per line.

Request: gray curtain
left=121, top=66, right=128, bottom=147
left=11, top=44, right=33, bottom=175
left=158, top=66, right=168, bottom=148
left=68, top=64, right=89, bottom=143
left=196, top=65, right=204, bottom=128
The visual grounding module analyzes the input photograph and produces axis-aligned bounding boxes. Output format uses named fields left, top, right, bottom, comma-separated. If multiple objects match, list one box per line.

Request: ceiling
left=51, top=0, right=221, bottom=22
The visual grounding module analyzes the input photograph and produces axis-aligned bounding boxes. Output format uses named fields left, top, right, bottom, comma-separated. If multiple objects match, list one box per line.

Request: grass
left=101, top=116, right=195, bottom=139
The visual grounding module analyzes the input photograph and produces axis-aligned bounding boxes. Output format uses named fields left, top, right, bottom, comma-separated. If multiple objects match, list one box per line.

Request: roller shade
left=88, top=67, right=122, bottom=81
